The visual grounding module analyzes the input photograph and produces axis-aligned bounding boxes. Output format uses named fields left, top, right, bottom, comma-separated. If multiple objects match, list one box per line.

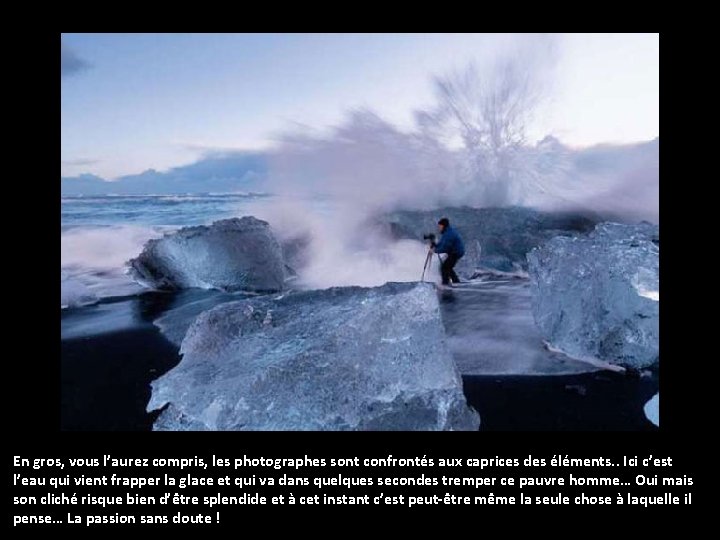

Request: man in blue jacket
left=432, top=217, right=465, bottom=286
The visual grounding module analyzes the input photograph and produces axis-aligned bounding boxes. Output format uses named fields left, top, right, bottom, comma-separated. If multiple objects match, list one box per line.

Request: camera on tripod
left=423, top=233, right=436, bottom=247
left=421, top=233, right=439, bottom=282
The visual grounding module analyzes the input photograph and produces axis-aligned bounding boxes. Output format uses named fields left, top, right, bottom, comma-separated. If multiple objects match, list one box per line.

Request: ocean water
left=61, top=193, right=271, bottom=228
left=61, top=192, right=432, bottom=306
left=61, top=193, right=273, bottom=307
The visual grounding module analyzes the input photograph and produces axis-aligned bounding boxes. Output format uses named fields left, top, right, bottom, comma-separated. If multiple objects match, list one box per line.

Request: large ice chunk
left=153, top=289, right=252, bottom=346
left=148, top=282, right=479, bottom=431
left=128, top=217, right=285, bottom=292
left=644, top=393, right=659, bottom=426
left=527, top=222, right=659, bottom=368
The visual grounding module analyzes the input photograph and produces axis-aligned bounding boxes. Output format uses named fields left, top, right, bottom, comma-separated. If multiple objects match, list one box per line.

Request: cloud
left=62, top=158, right=99, bottom=167
left=61, top=42, right=90, bottom=77
left=62, top=152, right=268, bottom=196
left=176, top=142, right=269, bottom=159
left=179, top=143, right=242, bottom=157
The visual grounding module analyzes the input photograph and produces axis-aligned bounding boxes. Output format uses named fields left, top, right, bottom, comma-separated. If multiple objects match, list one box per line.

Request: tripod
left=421, top=249, right=443, bottom=282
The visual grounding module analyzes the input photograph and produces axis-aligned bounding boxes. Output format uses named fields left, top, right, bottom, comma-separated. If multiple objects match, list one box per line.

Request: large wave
left=256, top=37, right=657, bottom=289
left=252, top=197, right=439, bottom=289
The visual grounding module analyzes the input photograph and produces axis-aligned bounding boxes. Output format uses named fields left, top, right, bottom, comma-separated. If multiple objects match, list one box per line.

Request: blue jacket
left=434, top=226, right=465, bottom=257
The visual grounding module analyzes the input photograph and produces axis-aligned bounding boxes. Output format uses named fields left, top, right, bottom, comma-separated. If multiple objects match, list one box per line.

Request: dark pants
left=441, top=253, right=462, bottom=285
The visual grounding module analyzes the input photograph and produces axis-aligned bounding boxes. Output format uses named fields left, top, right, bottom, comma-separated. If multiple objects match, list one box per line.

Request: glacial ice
left=644, top=393, right=659, bottom=426
left=153, top=289, right=254, bottom=346
left=148, top=282, right=480, bottom=431
left=380, top=206, right=597, bottom=275
left=527, top=222, right=659, bottom=368
left=128, top=217, right=286, bottom=292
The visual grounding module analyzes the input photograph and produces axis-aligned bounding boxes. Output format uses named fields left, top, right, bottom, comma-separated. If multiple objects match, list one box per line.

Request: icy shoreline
left=61, top=207, right=660, bottom=431
left=60, top=293, right=659, bottom=431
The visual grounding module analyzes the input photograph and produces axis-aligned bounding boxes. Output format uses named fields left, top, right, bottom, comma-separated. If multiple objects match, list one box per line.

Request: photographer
left=431, top=218, right=465, bottom=287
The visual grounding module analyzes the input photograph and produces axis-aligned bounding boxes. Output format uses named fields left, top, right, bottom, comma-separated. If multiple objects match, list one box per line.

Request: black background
left=6, top=31, right=707, bottom=526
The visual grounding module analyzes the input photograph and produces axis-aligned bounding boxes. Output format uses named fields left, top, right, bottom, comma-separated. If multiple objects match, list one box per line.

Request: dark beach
left=61, top=290, right=659, bottom=432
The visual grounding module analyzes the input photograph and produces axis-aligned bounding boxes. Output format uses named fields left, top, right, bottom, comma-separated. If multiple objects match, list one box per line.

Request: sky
left=61, top=33, right=659, bottom=179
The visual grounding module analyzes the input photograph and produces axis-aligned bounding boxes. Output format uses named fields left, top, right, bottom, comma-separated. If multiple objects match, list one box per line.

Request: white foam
left=60, top=273, right=97, bottom=309
left=61, top=224, right=166, bottom=270
left=61, top=225, right=168, bottom=304
left=251, top=198, right=438, bottom=289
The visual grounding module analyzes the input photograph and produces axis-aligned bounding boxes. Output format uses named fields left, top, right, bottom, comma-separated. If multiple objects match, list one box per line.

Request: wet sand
left=463, top=372, right=658, bottom=431
left=61, top=284, right=658, bottom=431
